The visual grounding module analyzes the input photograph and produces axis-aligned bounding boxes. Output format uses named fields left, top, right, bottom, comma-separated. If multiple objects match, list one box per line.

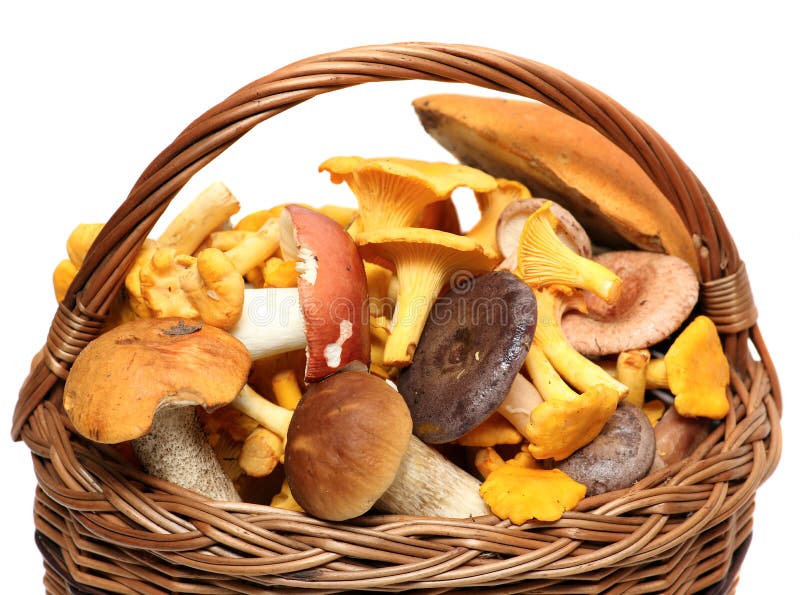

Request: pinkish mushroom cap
left=561, top=250, right=699, bottom=356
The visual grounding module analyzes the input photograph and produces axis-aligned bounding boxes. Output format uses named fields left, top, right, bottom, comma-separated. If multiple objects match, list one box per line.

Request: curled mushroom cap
left=319, top=156, right=497, bottom=232
left=496, top=197, right=592, bottom=271
left=561, top=250, right=699, bottom=357
left=465, top=178, right=531, bottom=255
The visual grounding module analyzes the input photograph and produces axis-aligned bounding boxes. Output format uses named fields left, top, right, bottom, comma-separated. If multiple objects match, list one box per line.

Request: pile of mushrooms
left=55, top=93, right=732, bottom=526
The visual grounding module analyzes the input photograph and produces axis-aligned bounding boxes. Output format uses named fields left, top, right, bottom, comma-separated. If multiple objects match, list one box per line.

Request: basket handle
left=12, top=42, right=762, bottom=440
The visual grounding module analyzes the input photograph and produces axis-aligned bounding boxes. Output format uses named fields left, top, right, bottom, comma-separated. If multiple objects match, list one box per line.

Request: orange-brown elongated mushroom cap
left=64, top=317, right=251, bottom=444
left=412, top=94, right=700, bottom=274
left=280, top=205, right=371, bottom=382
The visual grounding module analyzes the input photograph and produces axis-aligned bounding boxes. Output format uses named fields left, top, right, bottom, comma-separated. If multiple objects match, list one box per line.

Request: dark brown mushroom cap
left=284, top=371, right=412, bottom=521
left=561, top=250, right=699, bottom=356
left=555, top=402, right=655, bottom=497
left=396, top=271, right=536, bottom=444
left=63, top=317, right=251, bottom=444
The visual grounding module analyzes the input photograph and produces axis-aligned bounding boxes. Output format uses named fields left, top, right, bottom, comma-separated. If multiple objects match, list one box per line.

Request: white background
left=2, top=2, right=796, bottom=593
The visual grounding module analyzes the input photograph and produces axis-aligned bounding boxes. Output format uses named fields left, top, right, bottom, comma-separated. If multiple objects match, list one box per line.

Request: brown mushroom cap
left=561, top=250, right=699, bottom=356
left=284, top=371, right=412, bottom=521
left=555, top=402, right=655, bottom=497
left=63, top=317, right=251, bottom=444
left=396, top=271, right=536, bottom=444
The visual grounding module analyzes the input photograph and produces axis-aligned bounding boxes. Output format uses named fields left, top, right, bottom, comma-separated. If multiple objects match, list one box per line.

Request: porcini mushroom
left=397, top=270, right=536, bottom=443
left=357, top=227, right=499, bottom=366
left=63, top=317, right=250, bottom=501
left=319, top=156, right=497, bottom=232
left=229, top=205, right=370, bottom=382
left=561, top=250, right=699, bottom=357
left=284, top=371, right=491, bottom=521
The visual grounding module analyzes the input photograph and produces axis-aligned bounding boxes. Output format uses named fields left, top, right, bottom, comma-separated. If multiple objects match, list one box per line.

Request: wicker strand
left=701, top=262, right=759, bottom=334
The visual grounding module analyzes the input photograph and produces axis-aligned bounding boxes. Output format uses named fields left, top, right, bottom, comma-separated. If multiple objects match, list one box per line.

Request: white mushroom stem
left=377, top=434, right=490, bottom=518
left=229, top=288, right=306, bottom=360
left=132, top=405, right=241, bottom=502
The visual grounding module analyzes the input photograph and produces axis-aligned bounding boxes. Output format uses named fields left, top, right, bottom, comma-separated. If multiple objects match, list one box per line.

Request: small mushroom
left=63, top=317, right=251, bottom=501
left=496, top=197, right=592, bottom=271
left=561, top=250, right=699, bottom=357
left=284, top=371, right=491, bottom=521
left=465, top=178, right=531, bottom=255
left=396, top=270, right=536, bottom=443
left=644, top=315, right=730, bottom=419
left=555, top=402, right=656, bottom=497
left=357, top=227, right=498, bottom=366
left=479, top=449, right=587, bottom=523
left=319, top=156, right=497, bottom=232
left=517, top=202, right=621, bottom=303
left=649, top=404, right=712, bottom=472
left=229, top=205, right=370, bottom=382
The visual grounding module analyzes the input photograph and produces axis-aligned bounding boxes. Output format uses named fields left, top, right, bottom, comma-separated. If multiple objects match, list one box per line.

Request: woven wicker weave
left=12, top=42, right=781, bottom=594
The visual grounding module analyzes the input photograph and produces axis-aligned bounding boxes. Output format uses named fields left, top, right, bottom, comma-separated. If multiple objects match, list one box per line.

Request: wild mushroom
left=284, top=370, right=491, bottom=521
left=649, top=404, right=712, bottom=472
left=465, top=178, right=531, bottom=255
left=356, top=228, right=498, bottom=366
left=319, top=156, right=497, bottom=232
left=517, top=202, right=621, bottom=303
left=561, top=250, right=699, bottom=357
left=229, top=205, right=371, bottom=382
left=523, top=343, right=620, bottom=461
left=63, top=317, right=250, bottom=501
left=495, top=197, right=592, bottom=272
left=643, top=315, right=730, bottom=419
left=396, top=270, right=536, bottom=443
left=554, top=402, right=656, bottom=497
left=529, top=287, right=629, bottom=399
left=479, top=449, right=587, bottom=523
left=412, top=93, right=700, bottom=273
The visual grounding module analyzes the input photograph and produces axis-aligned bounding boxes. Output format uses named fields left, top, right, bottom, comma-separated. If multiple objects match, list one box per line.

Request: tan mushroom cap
left=561, top=250, right=699, bottom=357
left=63, top=317, right=251, bottom=444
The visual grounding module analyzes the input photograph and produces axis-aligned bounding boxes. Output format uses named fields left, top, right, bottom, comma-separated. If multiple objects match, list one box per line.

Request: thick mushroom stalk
left=319, top=156, right=497, bottom=232
left=63, top=317, right=251, bottom=501
left=284, top=371, right=490, bottom=521
left=229, top=205, right=371, bottom=382
left=357, top=228, right=498, bottom=366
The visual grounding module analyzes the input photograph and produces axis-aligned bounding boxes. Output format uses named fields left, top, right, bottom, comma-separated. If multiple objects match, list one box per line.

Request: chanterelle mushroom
left=357, top=228, right=498, bottom=366
left=63, top=317, right=251, bottom=501
left=319, top=156, right=497, bottom=232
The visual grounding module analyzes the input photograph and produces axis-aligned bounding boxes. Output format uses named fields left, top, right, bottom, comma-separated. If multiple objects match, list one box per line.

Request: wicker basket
left=12, top=42, right=781, bottom=594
